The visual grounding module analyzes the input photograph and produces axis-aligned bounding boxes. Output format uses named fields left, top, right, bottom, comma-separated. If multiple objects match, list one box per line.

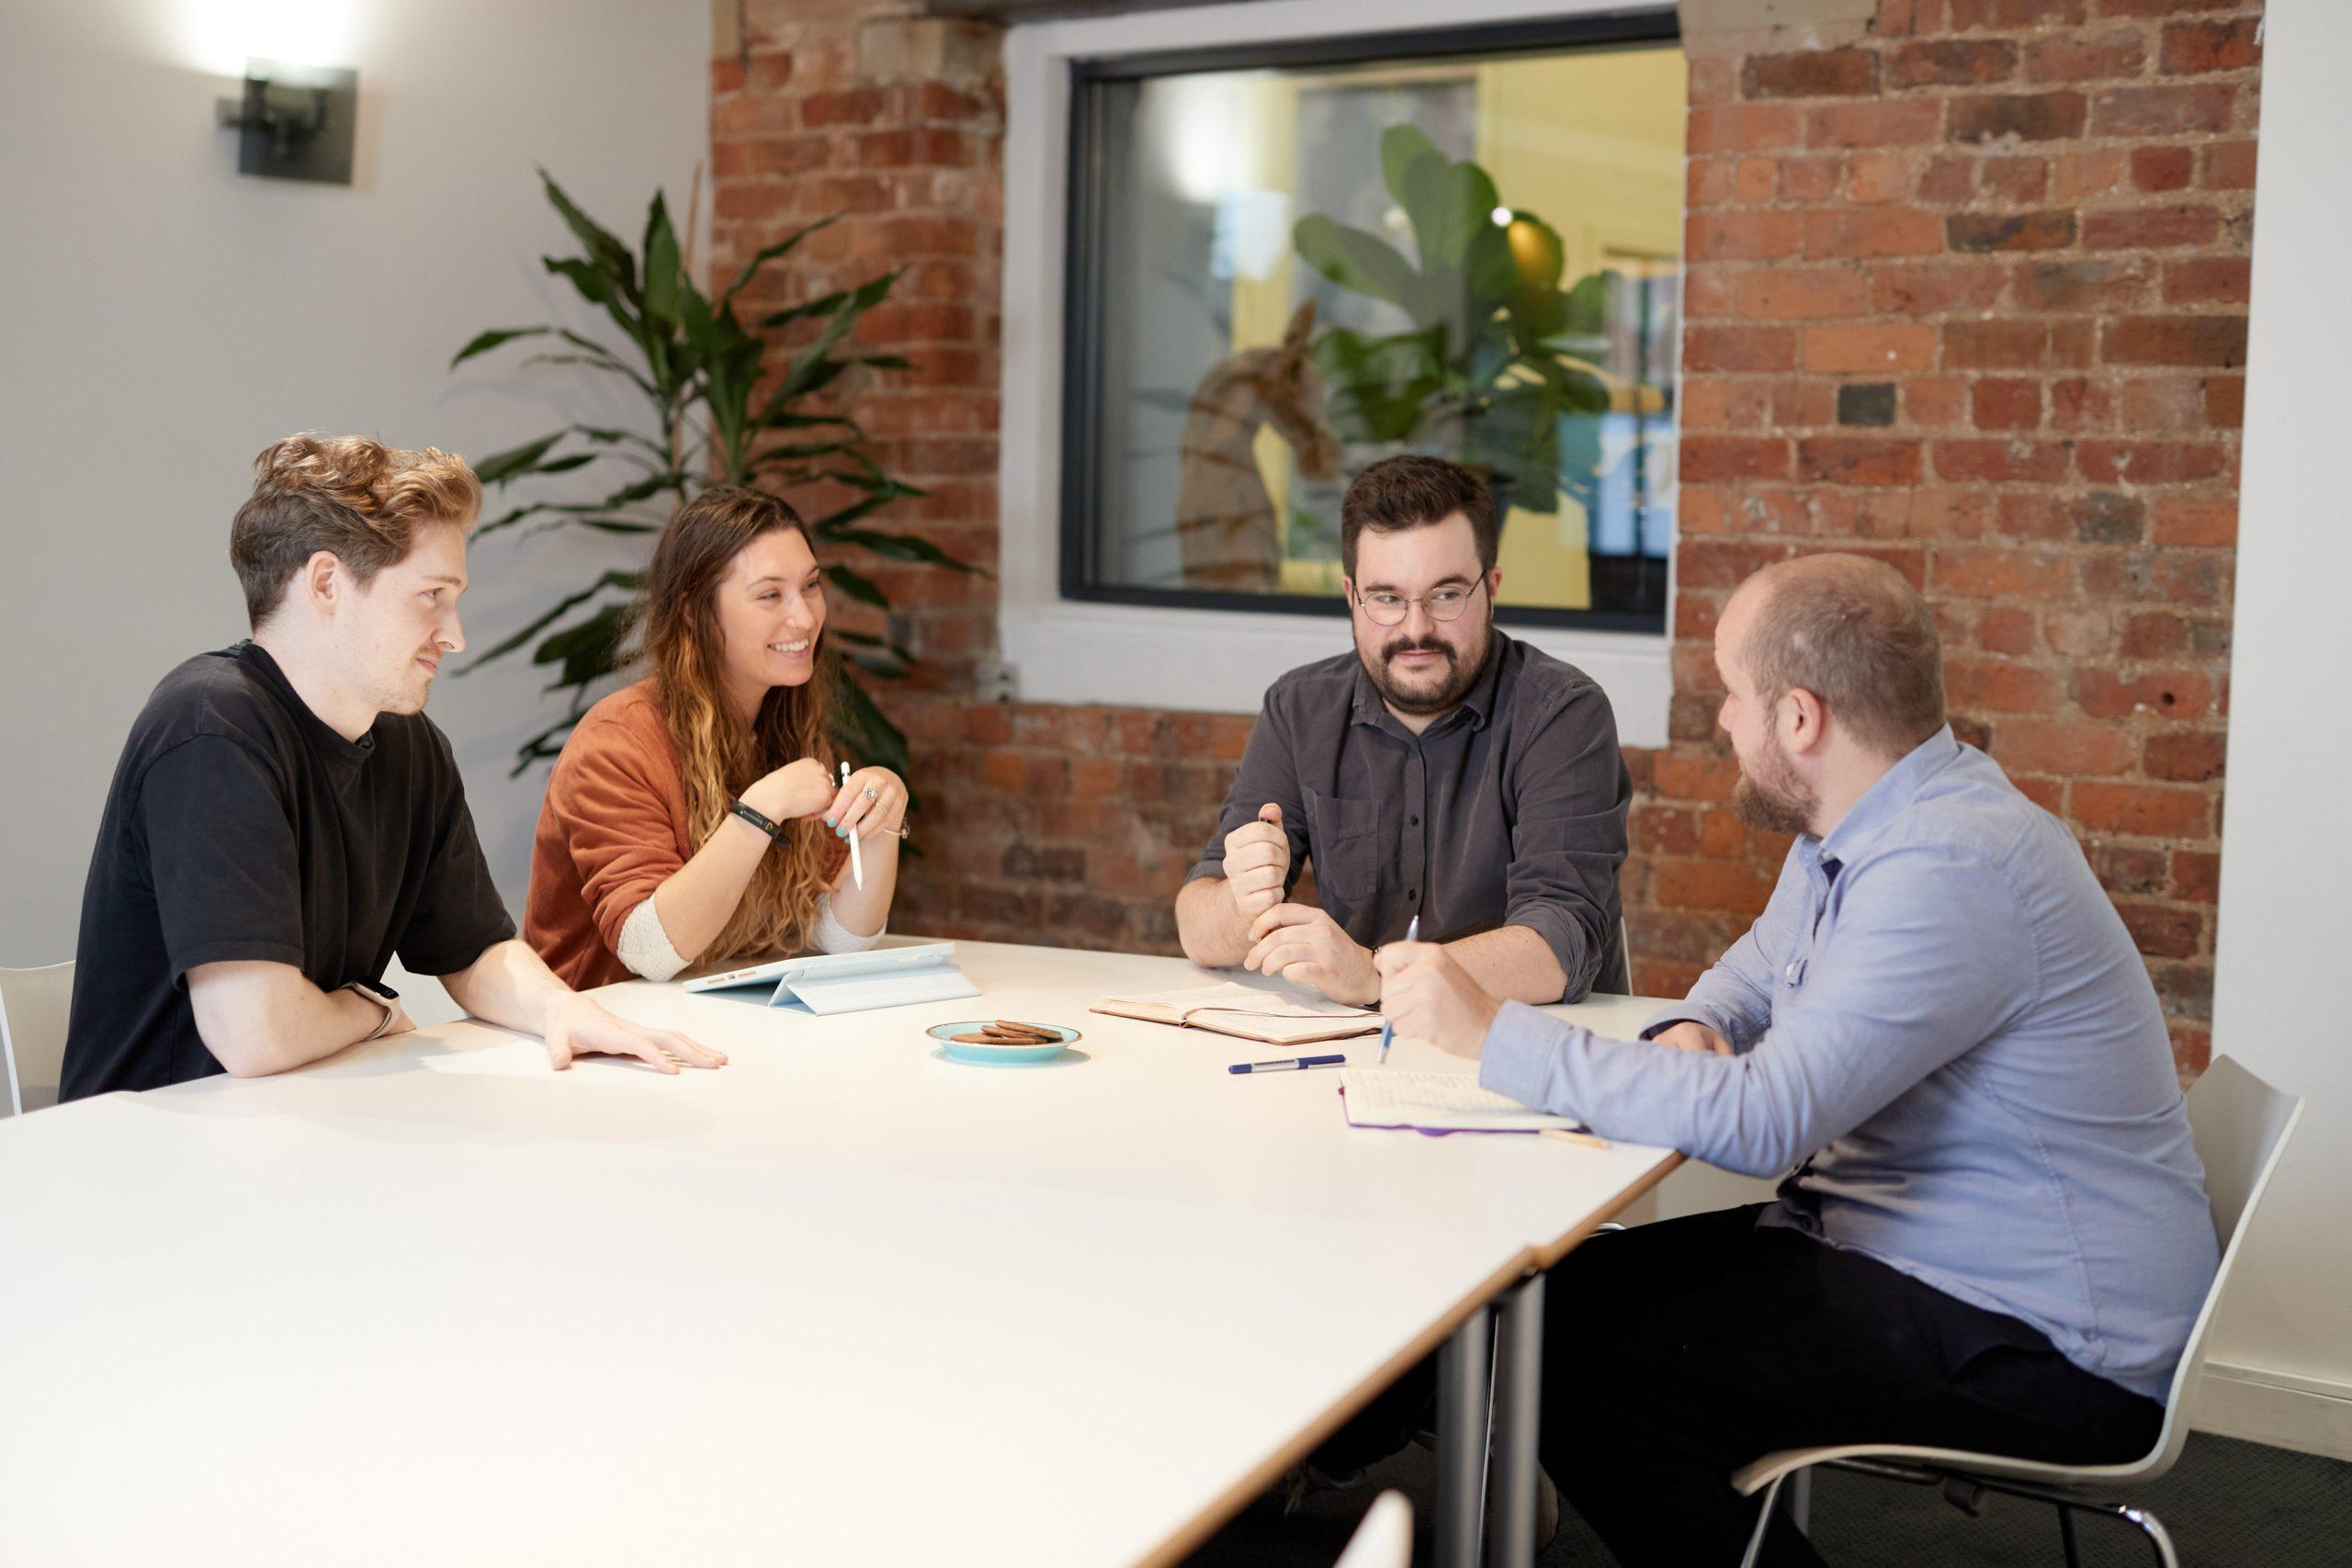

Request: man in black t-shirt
left=62, top=434, right=724, bottom=1100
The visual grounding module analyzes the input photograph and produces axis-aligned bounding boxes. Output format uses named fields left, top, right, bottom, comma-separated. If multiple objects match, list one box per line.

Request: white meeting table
left=0, top=939, right=1679, bottom=1568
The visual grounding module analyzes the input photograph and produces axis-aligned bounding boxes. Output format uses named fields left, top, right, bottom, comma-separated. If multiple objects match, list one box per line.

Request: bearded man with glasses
left=1175, top=454, right=1632, bottom=1010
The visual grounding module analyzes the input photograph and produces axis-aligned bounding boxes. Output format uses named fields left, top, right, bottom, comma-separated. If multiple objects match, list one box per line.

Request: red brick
left=2045, top=606, right=2116, bottom=658
left=2150, top=498, right=2237, bottom=552
left=1806, top=101, right=1944, bottom=149
left=1682, top=435, right=1792, bottom=483
left=2093, top=84, right=2236, bottom=138
left=2024, top=28, right=2148, bottom=82
left=2070, top=781, right=2211, bottom=838
left=1945, top=657, right=2065, bottom=713
left=2082, top=204, right=2222, bottom=251
left=2016, top=257, right=2152, bottom=310
left=1779, top=156, right=1844, bottom=202
left=2121, top=610, right=2192, bottom=659
left=1946, top=321, right=2053, bottom=370
left=1949, top=92, right=2088, bottom=144
left=2053, top=147, right=2128, bottom=200
left=2118, top=901, right=2204, bottom=960
left=2101, top=316, right=2249, bottom=367
left=1744, top=47, right=1881, bottom=99
left=2050, top=377, right=2118, bottom=432
left=1632, top=805, right=1702, bottom=857
left=800, top=87, right=887, bottom=128
left=1797, top=436, right=1923, bottom=486
left=2118, top=378, right=2209, bottom=433
left=2161, top=257, right=2252, bottom=305
left=2160, top=17, right=2262, bottom=75
left=2201, top=140, right=2257, bottom=189
left=1948, top=209, right=2077, bottom=252
left=1993, top=718, right=2140, bottom=776
left=1976, top=605, right=2041, bottom=656
left=2072, top=491, right=2147, bottom=544
left=1687, top=210, right=1808, bottom=261
left=1655, top=860, right=1778, bottom=916
left=1972, top=378, right=2042, bottom=430
left=1903, top=376, right=1971, bottom=426
left=2204, top=375, right=2245, bottom=427
left=2092, top=844, right=2173, bottom=897
left=1872, top=262, right=2008, bottom=314
left=2073, top=668, right=2215, bottom=721
left=2131, top=144, right=2198, bottom=192
left=1889, top=39, right=2020, bottom=87
left=1687, top=324, right=1797, bottom=373
left=1980, top=157, right=2052, bottom=205
left=1806, top=209, right=1949, bottom=259
left=1951, top=0, right=2085, bottom=25
left=1934, top=546, right=2067, bottom=599
left=1690, top=103, right=1804, bottom=155
left=1733, top=267, right=1874, bottom=320
left=2171, top=850, right=2222, bottom=904
left=1650, top=749, right=1745, bottom=800
left=1803, top=324, right=1939, bottom=373
left=1680, top=538, right=1797, bottom=591
left=1933, top=439, right=2075, bottom=483
left=1919, top=155, right=1978, bottom=204
left=1845, top=150, right=1917, bottom=205
left=2075, top=440, right=2227, bottom=485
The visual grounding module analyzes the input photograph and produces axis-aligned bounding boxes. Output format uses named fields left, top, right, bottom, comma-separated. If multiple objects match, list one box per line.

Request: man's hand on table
left=540, top=991, right=727, bottom=1075
left=1244, top=902, right=1378, bottom=1004
left=1653, top=1021, right=1734, bottom=1056
left=1373, top=942, right=1502, bottom=1059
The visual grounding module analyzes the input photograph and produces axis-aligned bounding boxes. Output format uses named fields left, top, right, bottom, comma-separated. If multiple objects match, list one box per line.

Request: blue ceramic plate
left=926, top=1021, right=1081, bottom=1065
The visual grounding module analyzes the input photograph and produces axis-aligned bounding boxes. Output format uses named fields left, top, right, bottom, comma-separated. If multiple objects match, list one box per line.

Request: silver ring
left=862, top=786, right=878, bottom=800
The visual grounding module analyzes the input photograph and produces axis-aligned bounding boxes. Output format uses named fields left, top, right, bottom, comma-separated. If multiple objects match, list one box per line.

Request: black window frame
left=1057, top=8, right=1684, bottom=636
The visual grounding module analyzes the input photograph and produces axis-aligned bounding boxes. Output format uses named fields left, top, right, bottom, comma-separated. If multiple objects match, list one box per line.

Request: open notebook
left=1338, top=1069, right=1589, bottom=1134
left=1090, top=982, right=1382, bottom=1046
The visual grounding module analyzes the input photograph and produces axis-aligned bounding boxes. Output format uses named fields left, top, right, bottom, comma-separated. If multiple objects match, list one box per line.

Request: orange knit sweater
left=523, top=681, right=838, bottom=990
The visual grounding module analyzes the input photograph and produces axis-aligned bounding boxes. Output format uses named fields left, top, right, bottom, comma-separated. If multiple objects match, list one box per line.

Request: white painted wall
left=2205, top=0, right=2352, bottom=1460
left=0, top=0, right=710, bottom=965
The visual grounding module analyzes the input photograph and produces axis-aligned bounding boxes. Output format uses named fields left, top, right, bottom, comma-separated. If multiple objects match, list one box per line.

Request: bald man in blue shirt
left=1377, top=553, right=2215, bottom=1568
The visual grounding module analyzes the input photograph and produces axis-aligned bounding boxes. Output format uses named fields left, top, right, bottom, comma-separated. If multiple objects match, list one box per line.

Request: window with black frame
left=1060, top=17, right=1685, bottom=632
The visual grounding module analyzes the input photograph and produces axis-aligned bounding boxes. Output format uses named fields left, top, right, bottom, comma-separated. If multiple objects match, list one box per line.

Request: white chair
left=1333, top=1489, right=1412, bottom=1568
left=1731, top=1055, right=2305, bottom=1568
left=0, top=962, right=75, bottom=1116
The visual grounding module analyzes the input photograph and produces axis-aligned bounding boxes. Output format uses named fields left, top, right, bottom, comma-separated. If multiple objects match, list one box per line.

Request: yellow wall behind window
left=1226, top=43, right=1686, bottom=605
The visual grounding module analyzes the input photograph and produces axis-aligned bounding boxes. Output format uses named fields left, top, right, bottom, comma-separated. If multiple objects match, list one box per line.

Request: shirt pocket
left=1303, top=787, right=1382, bottom=906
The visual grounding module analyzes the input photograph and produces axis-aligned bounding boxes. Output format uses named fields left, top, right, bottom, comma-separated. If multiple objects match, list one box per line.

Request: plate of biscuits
left=927, top=1018, right=1081, bottom=1065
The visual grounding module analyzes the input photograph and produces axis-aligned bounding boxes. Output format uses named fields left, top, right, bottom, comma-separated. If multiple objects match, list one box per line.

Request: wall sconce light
left=216, top=58, right=357, bottom=185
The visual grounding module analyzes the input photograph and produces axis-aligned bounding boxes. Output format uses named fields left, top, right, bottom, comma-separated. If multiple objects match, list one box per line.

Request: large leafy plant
left=1292, top=125, right=1658, bottom=523
left=453, top=170, right=974, bottom=776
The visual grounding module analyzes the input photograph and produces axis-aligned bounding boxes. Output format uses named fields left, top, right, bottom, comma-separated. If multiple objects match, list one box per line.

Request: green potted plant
left=452, top=169, right=976, bottom=779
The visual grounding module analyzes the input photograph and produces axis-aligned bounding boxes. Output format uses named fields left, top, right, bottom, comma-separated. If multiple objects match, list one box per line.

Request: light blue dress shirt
left=1480, top=728, right=2216, bottom=1402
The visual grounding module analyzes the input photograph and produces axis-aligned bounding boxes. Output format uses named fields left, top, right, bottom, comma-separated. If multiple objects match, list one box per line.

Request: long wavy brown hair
left=636, top=486, right=835, bottom=965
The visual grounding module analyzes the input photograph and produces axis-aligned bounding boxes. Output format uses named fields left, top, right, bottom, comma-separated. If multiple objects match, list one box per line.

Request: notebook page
left=1338, top=1069, right=1587, bottom=1132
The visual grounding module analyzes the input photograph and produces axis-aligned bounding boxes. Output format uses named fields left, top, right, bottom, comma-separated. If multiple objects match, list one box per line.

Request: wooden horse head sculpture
left=1173, top=300, right=1340, bottom=593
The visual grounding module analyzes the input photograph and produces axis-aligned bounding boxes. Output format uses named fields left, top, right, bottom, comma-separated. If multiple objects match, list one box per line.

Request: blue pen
left=1378, top=913, right=1419, bottom=1064
left=1228, top=1054, right=1347, bottom=1075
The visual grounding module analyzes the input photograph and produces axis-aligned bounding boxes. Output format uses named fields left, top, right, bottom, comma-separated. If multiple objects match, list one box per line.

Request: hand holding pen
left=1376, top=914, right=1419, bottom=1064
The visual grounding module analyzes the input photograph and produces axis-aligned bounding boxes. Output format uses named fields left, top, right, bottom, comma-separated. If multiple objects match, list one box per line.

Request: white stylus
left=840, top=761, right=865, bottom=890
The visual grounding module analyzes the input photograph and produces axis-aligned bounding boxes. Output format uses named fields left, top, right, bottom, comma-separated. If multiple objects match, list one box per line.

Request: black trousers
left=1544, top=1204, right=2164, bottom=1567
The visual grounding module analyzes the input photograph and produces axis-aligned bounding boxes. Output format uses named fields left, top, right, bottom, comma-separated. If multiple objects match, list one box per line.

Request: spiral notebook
left=1338, top=1069, right=1589, bottom=1134
left=1089, top=981, right=1382, bottom=1046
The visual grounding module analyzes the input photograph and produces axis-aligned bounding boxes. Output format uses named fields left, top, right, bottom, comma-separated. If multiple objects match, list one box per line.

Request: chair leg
left=2057, top=1503, right=2081, bottom=1568
left=1736, top=1472, right=1785, bottom=1568
left=2117, top=1505, right=2179, bottom=1568
left=1787, top=1468, right=1811, bottom=1536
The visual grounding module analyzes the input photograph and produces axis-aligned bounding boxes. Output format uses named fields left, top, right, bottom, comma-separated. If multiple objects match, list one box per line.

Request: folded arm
left=186, top=961, right=408, bottom=1077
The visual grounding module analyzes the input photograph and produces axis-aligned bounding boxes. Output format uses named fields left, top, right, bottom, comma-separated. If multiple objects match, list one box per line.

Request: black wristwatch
left=730, top=798, right=790, bottom=844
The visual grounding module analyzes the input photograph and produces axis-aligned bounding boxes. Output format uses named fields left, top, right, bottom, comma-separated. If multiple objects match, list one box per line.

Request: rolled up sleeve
left=1189, top=698, right=1309, bottom=894
left=1501, top=682, right=1631, bottom=1001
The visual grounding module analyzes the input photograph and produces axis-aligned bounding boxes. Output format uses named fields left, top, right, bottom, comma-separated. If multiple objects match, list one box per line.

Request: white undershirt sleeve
left=810, top=893, right=882, bottom=954
left=616, top=897, right=690, bottom=982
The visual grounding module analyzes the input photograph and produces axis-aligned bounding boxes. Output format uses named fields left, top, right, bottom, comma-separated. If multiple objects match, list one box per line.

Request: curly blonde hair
left=637, top=486, right=836, bottom=966
left=231, top=434, right=481, bottom=626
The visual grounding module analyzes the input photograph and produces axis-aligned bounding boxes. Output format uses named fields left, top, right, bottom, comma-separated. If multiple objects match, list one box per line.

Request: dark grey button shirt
left=1188, top=631, right=1632, bottom=1000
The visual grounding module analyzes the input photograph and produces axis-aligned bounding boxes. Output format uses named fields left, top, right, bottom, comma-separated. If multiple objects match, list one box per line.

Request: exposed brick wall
left=1664, top=0, right=2258, bottom=1074
left=708, top=0, right=2259, bottom=1074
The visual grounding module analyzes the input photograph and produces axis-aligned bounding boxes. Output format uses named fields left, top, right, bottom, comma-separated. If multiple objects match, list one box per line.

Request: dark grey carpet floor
left=1181, top=1431, right=2351, bottom=1567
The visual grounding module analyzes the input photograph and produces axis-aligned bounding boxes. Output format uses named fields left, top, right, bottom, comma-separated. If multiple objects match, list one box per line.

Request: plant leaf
left=471, top=433, right=568, bottom=487
left=721, top=215, right=842, bottom=310
left=538, top=168, right=639, bottom=303
left=1293, top=216, right=1418, bottom=309
left=451, top=327, right=550, bottom=368
left=465, top=570, right=643, bottom=669
left=829, top=525, right=980, bottom=573
left=822, top=561, right=888, bottom=608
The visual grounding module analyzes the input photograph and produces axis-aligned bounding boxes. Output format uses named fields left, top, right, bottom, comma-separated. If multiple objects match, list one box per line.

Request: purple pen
left=1228, top=1054, right=1347, bottom=1075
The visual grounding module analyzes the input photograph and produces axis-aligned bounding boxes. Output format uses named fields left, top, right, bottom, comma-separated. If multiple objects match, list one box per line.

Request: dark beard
left=1365, top=619, right=1490, bottom=716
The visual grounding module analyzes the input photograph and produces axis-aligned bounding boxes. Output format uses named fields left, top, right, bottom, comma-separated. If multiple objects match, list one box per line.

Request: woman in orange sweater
left=525, top=486, right=904, bottom=989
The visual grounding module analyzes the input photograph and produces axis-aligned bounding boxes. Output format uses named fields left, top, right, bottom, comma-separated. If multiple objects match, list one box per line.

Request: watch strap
left=730, top=798, right=789, bottom=843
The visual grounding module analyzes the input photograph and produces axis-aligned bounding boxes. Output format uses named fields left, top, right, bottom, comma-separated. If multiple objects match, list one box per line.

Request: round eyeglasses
left=1351, top=578, right=1487, bottom=628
